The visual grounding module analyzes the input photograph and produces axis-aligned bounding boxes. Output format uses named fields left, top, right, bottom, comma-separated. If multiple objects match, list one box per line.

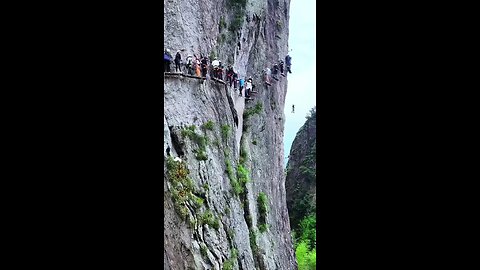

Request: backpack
left=164, top=53, right=171, bottom=61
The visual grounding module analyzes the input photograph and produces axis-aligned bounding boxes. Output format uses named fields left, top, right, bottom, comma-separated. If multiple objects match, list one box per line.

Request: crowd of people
left=163, top=49, right=213, bottom=77
left=164, top=48, right=292, bottom=100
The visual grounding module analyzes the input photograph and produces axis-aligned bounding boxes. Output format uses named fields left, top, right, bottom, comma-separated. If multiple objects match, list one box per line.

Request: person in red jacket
left=226, top=65, right=235, bottom=87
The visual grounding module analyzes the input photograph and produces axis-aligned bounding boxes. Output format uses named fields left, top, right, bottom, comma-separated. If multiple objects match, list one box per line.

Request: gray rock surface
left=164, top=0, right=295, bottom=269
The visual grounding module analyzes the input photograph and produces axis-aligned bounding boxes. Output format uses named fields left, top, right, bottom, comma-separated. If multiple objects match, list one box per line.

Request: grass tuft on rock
left=258, top=192, right=268, bottom=216
left=200, top=243, right=208, bottom=257
left=201, top=120, right=215, bottom=131
left=181, top=125, right=209, bottom=161
left=222, top=248, right=239, bottom=270
left=259, top=223, right=268, bottom=233
left=257, top=192, right=269, bottom=231
left=237, top=164, right=250, bottom=186
left=166, top=156, right=196, bottom=221
left=249, top=229, right=258, bottom=253
left=199, top=210, right=221, bottom=230
left=221, top=124, right=231, bottom=140
left=243, top=102, right=263, bottom=120
left=190, top=194, right=204, bottom=209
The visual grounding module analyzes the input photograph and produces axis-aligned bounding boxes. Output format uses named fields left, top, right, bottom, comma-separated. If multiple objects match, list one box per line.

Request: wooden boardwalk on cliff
left=164, top=72, right=226, bottom=85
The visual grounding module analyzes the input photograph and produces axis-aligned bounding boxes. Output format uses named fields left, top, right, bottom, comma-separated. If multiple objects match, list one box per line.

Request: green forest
left=293, top=213, right=316, bottom=269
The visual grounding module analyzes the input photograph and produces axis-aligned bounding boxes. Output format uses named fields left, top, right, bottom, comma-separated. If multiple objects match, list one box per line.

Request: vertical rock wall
left=164, top=0, right=295, bottom=269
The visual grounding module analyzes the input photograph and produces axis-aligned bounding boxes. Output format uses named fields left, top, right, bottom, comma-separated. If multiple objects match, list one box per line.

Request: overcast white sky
left=283, top=0, right=316, bottom=164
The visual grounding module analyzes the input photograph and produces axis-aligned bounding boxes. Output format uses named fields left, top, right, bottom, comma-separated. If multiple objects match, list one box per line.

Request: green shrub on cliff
left=295, top=241, right=316, bottom=270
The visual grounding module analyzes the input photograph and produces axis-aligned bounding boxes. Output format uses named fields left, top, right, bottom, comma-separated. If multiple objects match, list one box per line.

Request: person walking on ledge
left=174, top=50, right=182, bottom=73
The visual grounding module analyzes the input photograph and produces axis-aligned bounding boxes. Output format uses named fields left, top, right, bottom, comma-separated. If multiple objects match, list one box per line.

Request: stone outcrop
left=285, top=108, right=317, bottom=232
left=164, top=0, right=295, bottom=269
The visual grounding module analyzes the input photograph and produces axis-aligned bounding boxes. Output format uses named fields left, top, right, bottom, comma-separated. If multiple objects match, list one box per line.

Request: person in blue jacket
left=285, top=54, right=292, bottom=74
left=164, top=49, right=172, bottom=72
left=239, top=78, right=245, bottom=97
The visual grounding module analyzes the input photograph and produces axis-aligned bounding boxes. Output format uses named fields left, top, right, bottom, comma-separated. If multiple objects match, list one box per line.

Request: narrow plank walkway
left=164, top=72, right=227, bottom=85
left=164, top=72, right=205, bottom=80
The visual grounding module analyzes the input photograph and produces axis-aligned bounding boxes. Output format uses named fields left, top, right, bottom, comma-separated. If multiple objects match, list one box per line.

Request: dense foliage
left=296, top=241, right=316, bottom=270
left=294, top=214, right=316, bottom=270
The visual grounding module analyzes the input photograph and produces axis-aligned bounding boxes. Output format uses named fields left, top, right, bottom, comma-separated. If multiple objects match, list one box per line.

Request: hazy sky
left=283, top=0, right=316, bottom=164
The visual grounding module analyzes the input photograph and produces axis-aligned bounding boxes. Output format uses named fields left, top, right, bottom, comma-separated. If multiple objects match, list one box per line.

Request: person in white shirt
left=211, top=58, right=220, bottom=79
left=185, top=55, right=193, bottom=75
left=245, top=77, right=253, bottom=97
left=263, top=67, right=272, bottom=85
left=212, top=58, right=220, bottom=68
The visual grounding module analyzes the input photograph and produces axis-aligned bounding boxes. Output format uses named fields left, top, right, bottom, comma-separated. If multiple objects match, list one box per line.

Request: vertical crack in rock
left=168, top=126, right=185, bottom=157
left=225, top=84, right=239, bottom=128
left=241, top=190, right=262, bottom=270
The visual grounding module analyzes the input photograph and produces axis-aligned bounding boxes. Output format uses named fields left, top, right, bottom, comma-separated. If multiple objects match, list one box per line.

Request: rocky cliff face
left=164, top=0, right=295, bottom=269
left=285, top=109, right=316, bottom=232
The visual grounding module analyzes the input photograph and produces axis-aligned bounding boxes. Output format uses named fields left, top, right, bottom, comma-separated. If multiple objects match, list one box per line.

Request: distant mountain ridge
left=285, top=107, right=316, bottom=231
